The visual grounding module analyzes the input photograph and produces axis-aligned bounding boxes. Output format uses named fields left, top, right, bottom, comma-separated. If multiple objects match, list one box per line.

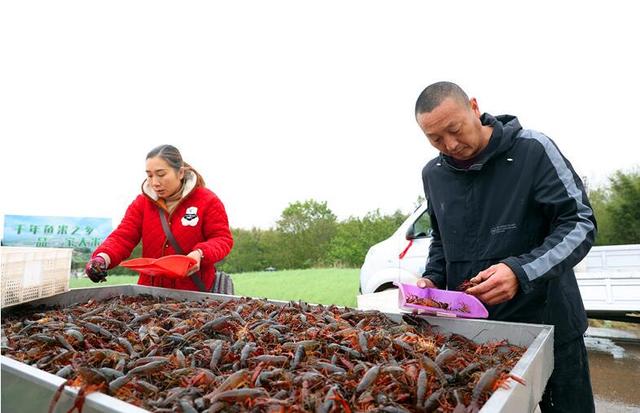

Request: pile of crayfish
left=405, top=295, right=470, bottom=314
left=405, top=295, right=450, bottom=310
left=1, top=295, right=526, bottom=412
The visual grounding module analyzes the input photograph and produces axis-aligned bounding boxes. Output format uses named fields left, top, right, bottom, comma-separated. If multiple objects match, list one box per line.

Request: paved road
left=586, top=329, right=640, bottom=412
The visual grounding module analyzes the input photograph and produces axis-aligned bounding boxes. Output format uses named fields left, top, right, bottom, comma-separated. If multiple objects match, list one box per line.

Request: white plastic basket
left=1, top=246, right=72, bottom=307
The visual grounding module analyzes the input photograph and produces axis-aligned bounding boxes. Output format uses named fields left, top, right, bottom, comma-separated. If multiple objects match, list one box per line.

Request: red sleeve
left=193, top=193, right=234, bottom=265
left=93, top=195, right=144, bottom=267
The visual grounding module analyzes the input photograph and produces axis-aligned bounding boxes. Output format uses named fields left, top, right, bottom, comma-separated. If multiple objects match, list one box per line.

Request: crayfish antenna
left=48, top=379, right=72, bottom=413
left=508, top=373, right=526, bottom=385
left=66, top=383, right=105, bottom=413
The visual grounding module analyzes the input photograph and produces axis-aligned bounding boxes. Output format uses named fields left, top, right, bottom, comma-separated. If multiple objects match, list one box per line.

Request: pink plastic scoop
left=395, top=282, right=489, bottom=318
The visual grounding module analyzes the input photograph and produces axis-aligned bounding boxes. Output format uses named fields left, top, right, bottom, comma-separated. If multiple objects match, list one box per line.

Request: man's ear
left=469, top=97, right=481, bottom=117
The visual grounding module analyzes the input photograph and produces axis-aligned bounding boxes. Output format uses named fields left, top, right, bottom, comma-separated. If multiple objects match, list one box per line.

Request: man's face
left=416, top=97, right=487, bottom=160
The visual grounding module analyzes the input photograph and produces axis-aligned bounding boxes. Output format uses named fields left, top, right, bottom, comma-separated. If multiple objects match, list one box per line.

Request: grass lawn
left=232, top=268, right=360, bottom=307
left=70, top=268, right=361, bottom=307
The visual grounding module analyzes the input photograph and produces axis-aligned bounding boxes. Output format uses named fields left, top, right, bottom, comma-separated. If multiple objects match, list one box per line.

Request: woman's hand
left=85, top=256, right=108, bottom=282
left=186, top=249, right=203, bottom=274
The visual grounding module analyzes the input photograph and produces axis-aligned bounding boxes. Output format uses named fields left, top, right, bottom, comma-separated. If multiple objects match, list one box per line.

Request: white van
left=359, top=203, right=640, bottom=317
left=359, top=202, right=431, bottom=294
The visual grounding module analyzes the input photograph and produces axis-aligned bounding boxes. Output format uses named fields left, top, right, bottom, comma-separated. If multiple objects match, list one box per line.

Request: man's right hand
left=416, top=278, right=436, bottom=289
left=85, top=256, right=108, bottom=283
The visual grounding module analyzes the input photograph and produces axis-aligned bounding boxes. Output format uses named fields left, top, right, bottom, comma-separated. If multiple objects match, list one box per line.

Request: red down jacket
left=92, top=180, right=233, bottom=291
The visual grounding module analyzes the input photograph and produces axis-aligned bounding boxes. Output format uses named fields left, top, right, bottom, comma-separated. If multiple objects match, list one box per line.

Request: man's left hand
left=465, top=263, right=519, bottom=305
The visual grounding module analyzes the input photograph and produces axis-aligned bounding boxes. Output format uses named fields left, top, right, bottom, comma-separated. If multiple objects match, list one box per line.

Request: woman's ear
left=178, top=167, right=186, bottom=181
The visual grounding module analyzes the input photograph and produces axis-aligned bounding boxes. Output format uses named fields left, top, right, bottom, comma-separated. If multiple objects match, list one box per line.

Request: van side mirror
left=405, top=225, right=415, bottom=240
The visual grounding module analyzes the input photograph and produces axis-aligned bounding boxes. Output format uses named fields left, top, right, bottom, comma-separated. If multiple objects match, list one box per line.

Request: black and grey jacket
left=422, top=113, right=596, bottom=345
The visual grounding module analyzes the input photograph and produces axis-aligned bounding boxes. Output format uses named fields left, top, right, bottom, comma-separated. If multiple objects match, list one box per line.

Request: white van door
left=398, top=205, right=431, bottom=285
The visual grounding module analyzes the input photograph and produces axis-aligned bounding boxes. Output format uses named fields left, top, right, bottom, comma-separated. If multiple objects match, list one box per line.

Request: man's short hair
left=415, top=81, right=470, bottom=116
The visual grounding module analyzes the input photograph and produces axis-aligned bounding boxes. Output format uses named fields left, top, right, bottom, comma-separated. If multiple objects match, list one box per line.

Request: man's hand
left=186, top=249, right=203, bottom=275
left=416, top=278, right=437, bottom=289
left=465, top=263, right=519, bottom=305
left=85, top=256, right=108, bottom=283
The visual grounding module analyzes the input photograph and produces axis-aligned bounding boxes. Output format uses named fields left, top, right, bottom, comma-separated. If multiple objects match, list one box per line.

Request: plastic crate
left=0, top=246, right=72, bottom=308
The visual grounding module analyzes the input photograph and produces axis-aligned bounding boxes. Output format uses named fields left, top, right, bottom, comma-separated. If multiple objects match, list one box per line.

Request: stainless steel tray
left=1, top=285, right=554, bottom=413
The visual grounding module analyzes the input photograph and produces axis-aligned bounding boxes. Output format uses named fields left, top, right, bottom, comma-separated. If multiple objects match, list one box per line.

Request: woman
left=85, top=145, right=233, bottom=292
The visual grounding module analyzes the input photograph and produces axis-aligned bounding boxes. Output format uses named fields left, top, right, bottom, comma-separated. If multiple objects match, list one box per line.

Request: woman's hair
left=146, top=144, right=205, bottom=187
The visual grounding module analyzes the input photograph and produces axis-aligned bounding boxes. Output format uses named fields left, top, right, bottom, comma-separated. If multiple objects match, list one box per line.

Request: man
left=414, top=81, right=596, bottom=412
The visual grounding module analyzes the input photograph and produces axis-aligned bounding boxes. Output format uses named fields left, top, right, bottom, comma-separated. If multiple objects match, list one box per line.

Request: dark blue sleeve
left=501, top=133, right=596, bottom=293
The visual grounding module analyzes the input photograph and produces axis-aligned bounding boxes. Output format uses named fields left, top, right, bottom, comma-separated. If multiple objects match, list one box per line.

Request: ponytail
left=183, top=162, right=206, bottom=188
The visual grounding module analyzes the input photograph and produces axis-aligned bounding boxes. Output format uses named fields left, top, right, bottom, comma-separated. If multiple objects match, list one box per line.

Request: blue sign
left=3, top=215, right=112, bottom=252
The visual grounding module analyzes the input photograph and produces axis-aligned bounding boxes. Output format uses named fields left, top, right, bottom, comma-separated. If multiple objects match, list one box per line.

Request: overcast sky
left=1, top=1, right=638, bottom=235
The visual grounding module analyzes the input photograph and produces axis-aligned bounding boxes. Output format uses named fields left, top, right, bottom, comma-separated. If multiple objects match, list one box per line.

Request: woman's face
left=145, top=156, right=184, bottom=198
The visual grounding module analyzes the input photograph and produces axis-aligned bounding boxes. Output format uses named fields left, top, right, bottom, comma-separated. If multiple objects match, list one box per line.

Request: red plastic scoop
left=395, top=282, right=489, bottom=318
left=120, top=255, right=198, bottom=279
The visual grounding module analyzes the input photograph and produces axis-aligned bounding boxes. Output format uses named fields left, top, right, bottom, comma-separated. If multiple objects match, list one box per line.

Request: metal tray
left=1, top=285, right=554, bottom=413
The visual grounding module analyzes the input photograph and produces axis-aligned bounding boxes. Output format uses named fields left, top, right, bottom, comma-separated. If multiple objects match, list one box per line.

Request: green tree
left=276, top=200, right=337, bottom=268
left=219, top=228, right=288, bottom=273
left=259, top=229, right=288, bottom=270
left=218, top=228, right=267, bottom=273
left=589, top=187, right=615, bottom=246
left=327, top=209, right=409, bottom=267
left=606, top=170, right=640, bottom=244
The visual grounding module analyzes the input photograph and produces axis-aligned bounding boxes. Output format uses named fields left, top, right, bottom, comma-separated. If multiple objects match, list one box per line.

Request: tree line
left=218, top=200, right=410, bottom=273
left=218, top=168, right=639, bottom=273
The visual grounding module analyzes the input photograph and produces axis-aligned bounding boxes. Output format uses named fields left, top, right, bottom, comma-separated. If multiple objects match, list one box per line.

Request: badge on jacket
left=182, top=207, right=199, bottom=226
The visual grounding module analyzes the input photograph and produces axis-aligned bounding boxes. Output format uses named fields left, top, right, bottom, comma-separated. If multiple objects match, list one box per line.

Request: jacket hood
left=493, top=114, right=522, bottom=153
left=142, top=170, right=198, bottom=201
left=441, top=113, right=522, bottom=171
